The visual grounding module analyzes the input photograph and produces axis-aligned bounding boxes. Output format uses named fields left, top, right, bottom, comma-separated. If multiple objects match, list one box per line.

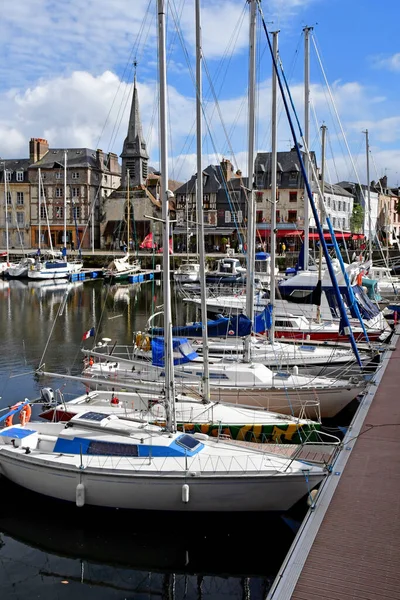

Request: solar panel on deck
left=176, top=434, right=201, bottom=451
left=79, top=412, right=109, bottom=421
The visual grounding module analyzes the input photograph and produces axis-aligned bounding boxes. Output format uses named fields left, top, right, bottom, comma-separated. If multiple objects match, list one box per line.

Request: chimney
left=96, top=149, right=104, bottom=169
left=380, top=175, right=388, bottom=189
left=220, top=158, right=233, bottom=182
left=29, top=138, right=49, bottom=163
left=107, top=152, right=120, bottom=174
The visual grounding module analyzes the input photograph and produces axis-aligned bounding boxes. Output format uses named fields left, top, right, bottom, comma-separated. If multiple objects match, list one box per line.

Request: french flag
left=82, top=327, right=95, bottom=341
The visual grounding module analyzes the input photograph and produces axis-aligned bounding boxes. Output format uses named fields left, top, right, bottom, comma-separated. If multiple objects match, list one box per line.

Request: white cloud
left=371, top=53, right=400, bottom=72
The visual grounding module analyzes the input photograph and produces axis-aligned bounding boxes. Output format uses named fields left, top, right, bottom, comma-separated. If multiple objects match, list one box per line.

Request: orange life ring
left=5, top=403, right=32, bottom=428
left=20, top=404, right=32, bottom=426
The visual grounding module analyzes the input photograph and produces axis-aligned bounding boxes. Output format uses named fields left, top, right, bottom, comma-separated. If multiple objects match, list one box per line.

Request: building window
left=6, top=191, right=11, bottom=205
left=203, top=194, right=210, bottom=210
left=289, top=191, right=297, bottom=203
left=225, top=210, right=231, bottom=223
left=288, top=210, right=297, bottom=223
left=55, top=172, right=62, bottom=180
left=237, top=210, right=243, bottom=223
left=16, top=171, right=24, bottom=182
left=16, top=212, right=24, bottom=226
left=16, top=192, right=24, bottom=205
left=276, top=210, right=280, bottom=222
left=256, top=210, right=263, bottom=223
left=55, top=206, right=64, bottom=219
left=289, top=171, right=298, bottom=182
left=71, top=172, right=79, bottom=179
left=55, top=187, right=63, bottom=198
left=5, top=211, right=11, bottom=224
left=73, top=206, right=81, bottom=219
left=5, top=171, right=12, bottom=182
left=256, top=192, right=263, bottom=203
left=40, top=206, right=46, bottom=220
left=71, top=187, right=79, bottom=198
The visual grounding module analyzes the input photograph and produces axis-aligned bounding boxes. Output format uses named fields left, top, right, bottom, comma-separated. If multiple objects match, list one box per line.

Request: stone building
left=254, top=148, right=354, bottom=247
left=0, top=137, right=120, bottom=252
left=0, top=157, right=31, bottom=250
left=174, top=158, right=248, bottom=252
left=28, top=139, right=120, bottom=250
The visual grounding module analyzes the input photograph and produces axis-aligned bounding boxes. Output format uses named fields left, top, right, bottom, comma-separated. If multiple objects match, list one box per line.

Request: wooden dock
left=268, top=335, right=400, bottom=600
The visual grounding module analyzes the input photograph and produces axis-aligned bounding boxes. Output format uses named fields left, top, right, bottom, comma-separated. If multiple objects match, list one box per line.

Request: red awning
left=352, top=233, right=365, bottom=240
left=257, top=229, right=302, bottom=239
left=307, top=232, right=352, bottom=240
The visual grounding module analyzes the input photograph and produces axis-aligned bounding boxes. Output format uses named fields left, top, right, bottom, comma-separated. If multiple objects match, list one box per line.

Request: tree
left=350, top=203, right=364, bottom=233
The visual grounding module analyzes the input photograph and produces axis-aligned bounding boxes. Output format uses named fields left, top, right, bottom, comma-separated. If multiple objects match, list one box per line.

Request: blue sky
left=1, top=0, right=400, bottom=186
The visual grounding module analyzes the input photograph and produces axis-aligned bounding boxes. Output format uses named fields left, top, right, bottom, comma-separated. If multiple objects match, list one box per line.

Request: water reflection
left=0, top=478, right=296, bottom=599
left=0, top=279, right=178, bottom=406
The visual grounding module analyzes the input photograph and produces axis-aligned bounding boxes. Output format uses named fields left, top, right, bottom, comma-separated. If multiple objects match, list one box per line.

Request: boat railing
left=84, top=447, right=320, bottom=475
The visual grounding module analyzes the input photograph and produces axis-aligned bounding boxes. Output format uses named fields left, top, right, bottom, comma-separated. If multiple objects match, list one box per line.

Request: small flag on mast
left=82, top=327, right=95, bottom=341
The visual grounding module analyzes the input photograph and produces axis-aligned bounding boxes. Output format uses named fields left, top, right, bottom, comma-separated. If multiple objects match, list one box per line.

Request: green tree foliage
left=350, top=203, right=364, bottom=232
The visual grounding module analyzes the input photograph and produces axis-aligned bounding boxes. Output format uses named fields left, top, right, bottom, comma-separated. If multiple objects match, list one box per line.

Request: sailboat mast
left=244, top=0, right=257, bottom=362
left=195, top=0, right=210, bottom=400
left=157, top=0, right=176, bottom=432
left=316, top=124, right=327, bottom=323
left=303, top=26, right=312, bottom=271
left=63, top=149, right=67, bottom=258
left=269, top=30, right=279, bottom=343
left=364, top=129, right=372, bottom=260
left=38, top=168, right=41, bottom=252
left=3, top=163, right=10, bottom=265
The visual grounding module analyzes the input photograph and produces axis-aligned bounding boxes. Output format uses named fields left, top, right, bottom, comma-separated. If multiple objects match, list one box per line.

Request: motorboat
left=206, top=257, right=246, bottom=284
left=173, top=261, right=202, bottom=284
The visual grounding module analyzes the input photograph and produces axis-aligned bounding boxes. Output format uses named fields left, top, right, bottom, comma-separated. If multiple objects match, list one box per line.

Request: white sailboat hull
left=0, top=450, right=324, bottom=512
left=28, top=261, right=83, bottom=279
left=82, top=368, right=364, bottom=418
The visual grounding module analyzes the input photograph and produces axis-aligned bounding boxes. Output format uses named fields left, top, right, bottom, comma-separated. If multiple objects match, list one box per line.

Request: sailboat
left=0, top=1, right=328, bottom=512
left=28, top=155, right=83, bottom=280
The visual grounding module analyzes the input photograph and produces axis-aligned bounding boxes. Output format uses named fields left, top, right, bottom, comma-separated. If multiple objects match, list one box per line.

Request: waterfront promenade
left=268, top=336, right=400, bottom=600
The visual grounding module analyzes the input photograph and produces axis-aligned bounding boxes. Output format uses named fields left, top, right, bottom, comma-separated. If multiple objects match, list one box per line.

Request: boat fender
left=182, top=483, right=190, bottom=504
left=292, top=365, right=299, bottom=375
left=76, top=483, right=85, bottom=507
left=307, top=488, right=318, bottom=508
left=89, top=357, right=94, bottom=367
left=111, top=395, right=119, bottom=406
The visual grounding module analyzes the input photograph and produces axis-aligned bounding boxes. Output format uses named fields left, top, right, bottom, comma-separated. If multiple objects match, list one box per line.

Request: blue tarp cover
left=151, top=337, right=199, bottom=366
left=151, top=306, right=272, bottom=339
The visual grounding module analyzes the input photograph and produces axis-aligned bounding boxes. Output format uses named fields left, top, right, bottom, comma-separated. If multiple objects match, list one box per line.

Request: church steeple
left=120, top=68, right=149, bottom=189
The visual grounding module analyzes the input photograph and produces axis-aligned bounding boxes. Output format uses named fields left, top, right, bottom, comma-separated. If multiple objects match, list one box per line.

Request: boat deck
left=267, top=334, right=400, bottom=599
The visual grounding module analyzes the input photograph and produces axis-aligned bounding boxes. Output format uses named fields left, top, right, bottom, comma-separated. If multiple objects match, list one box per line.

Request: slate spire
left=120, top=68, right=149, bottom=189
